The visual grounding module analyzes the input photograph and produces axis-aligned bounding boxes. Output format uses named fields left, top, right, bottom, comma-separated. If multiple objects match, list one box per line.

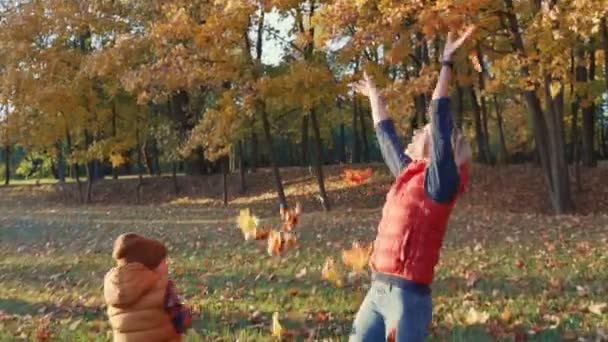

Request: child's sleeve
left=165, top=280, right=193, bottom=334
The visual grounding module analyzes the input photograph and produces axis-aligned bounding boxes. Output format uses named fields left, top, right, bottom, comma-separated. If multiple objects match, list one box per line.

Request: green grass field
left=0, top=165, right=607, bottom=341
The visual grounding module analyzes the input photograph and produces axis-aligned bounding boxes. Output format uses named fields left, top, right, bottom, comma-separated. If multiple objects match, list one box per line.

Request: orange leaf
left=344, top=168, right=373, bottom=186
left=267, top=231, right=283, bottom=256
left=254, top=227, right=270, bottom=241
left=342, top=242, right=372, bottom=272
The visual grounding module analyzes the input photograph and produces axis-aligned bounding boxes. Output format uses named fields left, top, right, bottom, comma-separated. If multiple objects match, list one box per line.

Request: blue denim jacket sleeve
left=375, top=120, right=411, bottom=177
left=424, top=98, right=460, bottom=203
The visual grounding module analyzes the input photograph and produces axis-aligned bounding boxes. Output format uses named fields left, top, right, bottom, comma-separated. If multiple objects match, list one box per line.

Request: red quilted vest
left=369, top=160, right=468, bottom=285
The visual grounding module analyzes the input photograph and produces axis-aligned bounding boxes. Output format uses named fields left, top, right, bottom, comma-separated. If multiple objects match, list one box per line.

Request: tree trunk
left=493, top=96, right=509, bottom=163
left=601, top=18, right=608, bottom=92
left=172, top=162, right=179, bottom=195
left=136, top=123, right=144, bottom=205
left=581, top=49, right=596, bottom=167
left=222, top=156, right=228, bottom=206
left=544, top=77, right=573, bottom=211
left=261, top=106, right=288, bottom=209
left=238, top=140, right=246, bottom=194
left=455, top=85, right=465, bottom=129
left=250, top=132, right=259, bottom=172
left=414, top=94, right=427, bottom=129
left=481, top=96, right=491, bottom=155
left=65, top=130, right=83, bottom=203
left=112, top=103, right=119, bottom=180
left=351, top=97, right=361, bottom=163
left=84, top=131, right=94, bottom=204
left=467, top=86, right=492, bottom=163
left=359, top=106, right=370, bottom=162
left=3, top=144, right=9, bottom=186
left=503, top=0, right=573, bottom=213
left=301, top=115, right=309, bottom=166
left=339, top=123, right=346, bottom=163
left=310, top=109, right=330, bottom=211
left=56, top=141, right=66, bottom=183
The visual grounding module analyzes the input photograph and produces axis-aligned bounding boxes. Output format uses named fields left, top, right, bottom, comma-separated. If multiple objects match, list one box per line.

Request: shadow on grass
left=0, top=298, right=104, bottom=319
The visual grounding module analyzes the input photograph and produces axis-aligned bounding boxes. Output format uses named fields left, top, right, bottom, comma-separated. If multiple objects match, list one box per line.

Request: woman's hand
left=442, top=25, right=476, bottom=61
left=352, top=72, right=380, bottom=99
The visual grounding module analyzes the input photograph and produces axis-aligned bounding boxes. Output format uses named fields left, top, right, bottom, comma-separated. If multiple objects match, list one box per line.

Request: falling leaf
left=267, top=231, right=283, bottom=256
left=272, top=312, right=283, bottom=338
left=342, top=242, right=372, bottom=272
left=468, top=51, right=482, bottom=72
left=465, top=307, right=490, bottom=325
left=237, top=208, right=259, bottom=241
left=283, top=232, right=298, bottom=248
left=344, top=168, right=373, bottom=186
left=321, top=257, right=343, bottom=287
left=280, top=202, right=302, bottom=232
left=588, top=302, right=607, bottom=315
left=549, top=81, right=561, bottom=98
left=387, top=328, right=396, bottom=342
left=255, top=227, right=271, bottom=241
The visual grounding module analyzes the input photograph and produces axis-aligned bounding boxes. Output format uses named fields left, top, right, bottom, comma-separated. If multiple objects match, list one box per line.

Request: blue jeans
left=349, top=280, right=432, bottom=342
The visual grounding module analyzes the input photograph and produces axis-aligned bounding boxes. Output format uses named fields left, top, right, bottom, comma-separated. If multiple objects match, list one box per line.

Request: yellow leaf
left=237, top=209, right=259, bottom=241
left=465, top=307, right=490, bottom=325
left=549, top=81, right=562, bottom=98
left=272, top=312, right=283, bottom=338
left=321, top=257, right=343, bottom=287
left=342, top=242, right=372, bottom=272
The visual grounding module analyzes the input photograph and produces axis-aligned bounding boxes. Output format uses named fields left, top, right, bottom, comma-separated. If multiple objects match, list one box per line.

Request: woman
left=349, top=27, right=475, bottom=342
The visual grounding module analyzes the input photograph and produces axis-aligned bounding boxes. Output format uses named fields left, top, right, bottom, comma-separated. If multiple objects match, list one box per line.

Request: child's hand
left=155, top=259, right=168, bottom=276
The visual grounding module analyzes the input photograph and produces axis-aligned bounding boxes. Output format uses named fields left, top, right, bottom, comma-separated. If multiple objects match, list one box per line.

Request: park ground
left=0, top=163, right=607, bottom=341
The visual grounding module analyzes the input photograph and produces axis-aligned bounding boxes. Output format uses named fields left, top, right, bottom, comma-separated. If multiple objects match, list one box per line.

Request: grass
left=0, top=165, right=607, bottom=341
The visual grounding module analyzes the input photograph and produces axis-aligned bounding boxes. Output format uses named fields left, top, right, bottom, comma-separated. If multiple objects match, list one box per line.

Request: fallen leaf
left=68, top=319, right=82, bottom=331
left=576, top=285, right=589, bottom=297
left=35, top=324, right=51, bottom=341
left=500, top=309, right=512, bottom=323
left=562, top=330, right=577, bottom=340
left=588, top=302, right=607, bottom=315
left=287, top=288, right=299, bottom=297
left=295, top=267, right=307, bottom=279
left=465, top=271, right=480, bottom=288
left=465, top=307, right=490, bottom=325
left=272, top=312, right=283, bottom=338
left=316, top=311, right=329, bottom=323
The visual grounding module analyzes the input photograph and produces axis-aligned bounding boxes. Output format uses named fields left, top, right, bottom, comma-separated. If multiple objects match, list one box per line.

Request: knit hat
left=112, top=233, right=167, bottom=270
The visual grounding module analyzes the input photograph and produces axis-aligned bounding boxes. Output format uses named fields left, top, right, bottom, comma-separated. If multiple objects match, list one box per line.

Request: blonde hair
left=409, top=124, right=472, bottom=167
left=451, top=127, right=472, bottom=167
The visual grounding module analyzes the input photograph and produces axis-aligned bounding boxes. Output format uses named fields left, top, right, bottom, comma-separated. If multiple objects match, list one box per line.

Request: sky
left=260, top=10, right=294, bottom=66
